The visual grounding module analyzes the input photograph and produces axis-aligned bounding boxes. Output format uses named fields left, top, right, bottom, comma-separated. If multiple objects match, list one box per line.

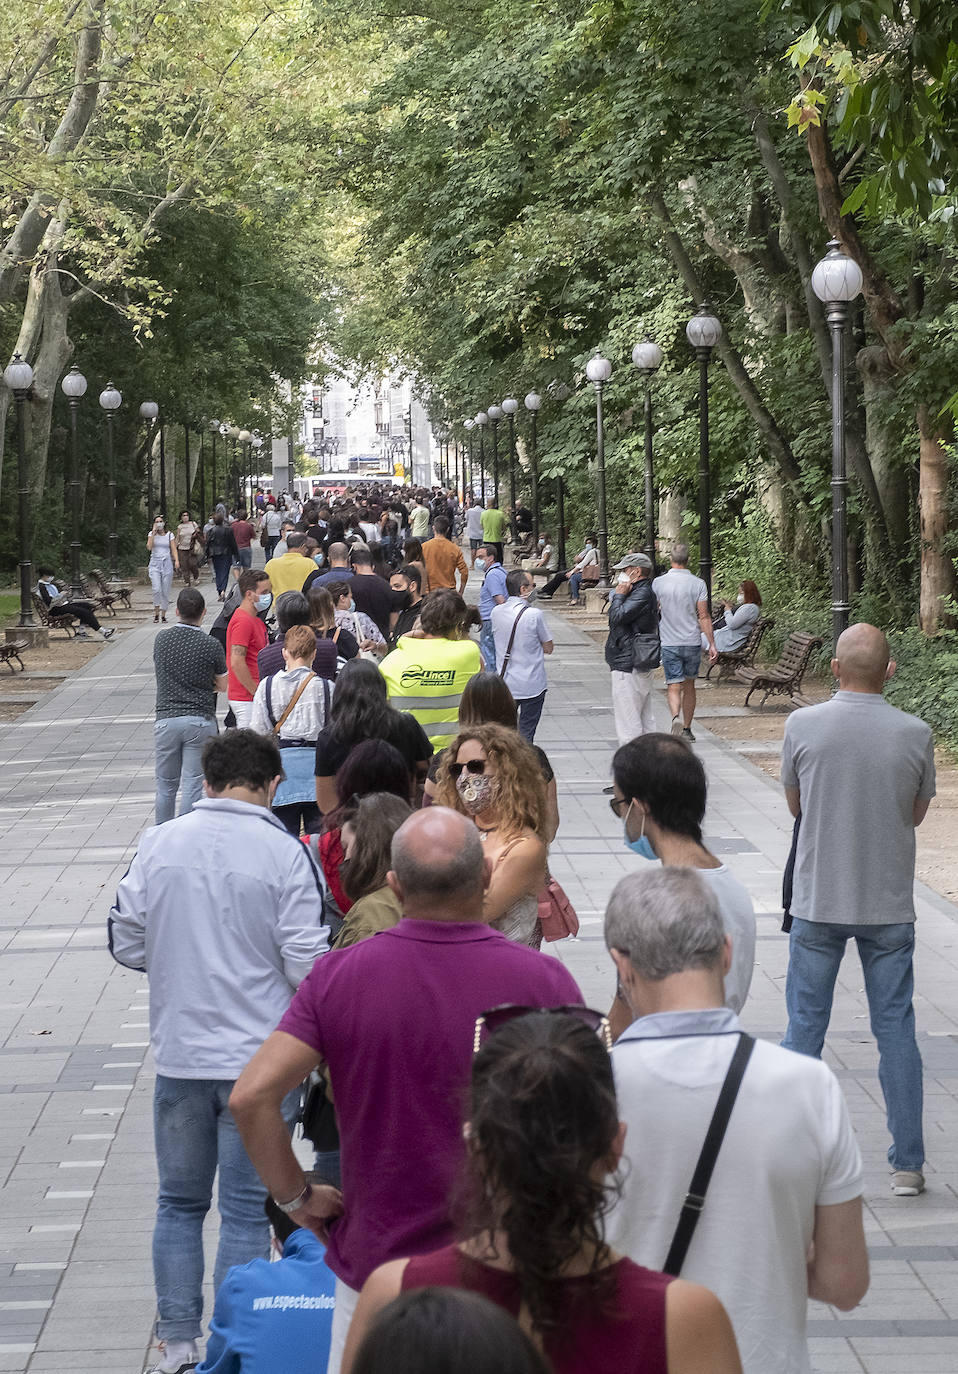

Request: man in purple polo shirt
left=230, top=807, right=582, bottom=1374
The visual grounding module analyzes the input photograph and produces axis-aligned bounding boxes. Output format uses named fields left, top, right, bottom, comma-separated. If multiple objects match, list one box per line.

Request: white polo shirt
left=607, top=1008, right=863, bottom=1374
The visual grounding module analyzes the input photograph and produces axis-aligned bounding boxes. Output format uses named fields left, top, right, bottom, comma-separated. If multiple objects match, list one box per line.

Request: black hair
left=176, top=587, right=205, bottom=621
left=326, top=658, right=391, bottom=751
left=459, top=672, right=518, bottom=730
left=324, top=580, right=352, bottom=604
left=340, top=791, right=412, bottom=901
left=465, top=1012, right=620, bottom=1336
left=38, top=566, right=55, bottom=577
left=504, top=569, right=529, bottom=598
left=274, top=590, right=311, bottom=634
left=351, top=546, right=373, bottom=568
left=395, top=564, right=422, bottom=592
left=202, top=729, right=281, bottom=793
left=433, top=516, right=451, bottom=537
left=351, top=1290, right=550, bottom=1374
left=612, top=732, right=706, bottom=842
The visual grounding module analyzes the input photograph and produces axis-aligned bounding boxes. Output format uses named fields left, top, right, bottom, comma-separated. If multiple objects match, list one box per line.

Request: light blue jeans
left=154, top=715, right=218, bottom=824
left=783, top=918, right=923, bottom=1170
left=152, top=1076, right=299, bottom=1341
left=480, top=619, right=496, bottom=671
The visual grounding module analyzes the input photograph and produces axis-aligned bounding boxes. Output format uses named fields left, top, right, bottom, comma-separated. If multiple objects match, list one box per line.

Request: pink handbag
left=537, top=875, right=579, bottom=942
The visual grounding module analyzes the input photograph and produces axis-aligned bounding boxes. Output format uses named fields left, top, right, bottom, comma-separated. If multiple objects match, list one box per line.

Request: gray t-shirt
left=154, top=624, right=226, bottom=721
left=781, top=691, right=936, bottom=925
left=653, top=568, right=708, bottom=646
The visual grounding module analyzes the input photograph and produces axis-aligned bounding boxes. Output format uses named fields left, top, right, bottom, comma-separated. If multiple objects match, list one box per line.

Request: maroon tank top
left=401, top=1245, right=671, bottom=1374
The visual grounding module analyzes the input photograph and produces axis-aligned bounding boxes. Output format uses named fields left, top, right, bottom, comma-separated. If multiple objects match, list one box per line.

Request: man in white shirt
left=490, top=570, right=554, bottom=741
left=464, top=499, right=484, bottom=567
left=652, top=542, right=717, bottom=741
left=605, top=867, right=868, bottom=1374
left=263, top=504, right=284, bottom=557
left=109, top=730, right=328, bottom=1374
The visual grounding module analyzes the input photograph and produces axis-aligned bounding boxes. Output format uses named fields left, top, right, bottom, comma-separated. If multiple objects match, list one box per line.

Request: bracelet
left=272, top=1181, right=312, bottom=1215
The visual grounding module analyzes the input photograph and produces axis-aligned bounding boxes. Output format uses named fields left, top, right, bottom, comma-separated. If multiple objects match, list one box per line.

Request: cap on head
left=611, top=553, right=652, bottom=571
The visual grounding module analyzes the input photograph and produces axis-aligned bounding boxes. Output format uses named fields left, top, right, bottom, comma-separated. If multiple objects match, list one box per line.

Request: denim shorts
left=661, top=644, right=702, bottom=683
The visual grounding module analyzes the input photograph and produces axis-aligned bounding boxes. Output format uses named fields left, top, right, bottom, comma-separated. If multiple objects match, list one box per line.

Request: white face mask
left=736, top=593, right=745, bottom=604
left=584, top=542, right=593, bottom=550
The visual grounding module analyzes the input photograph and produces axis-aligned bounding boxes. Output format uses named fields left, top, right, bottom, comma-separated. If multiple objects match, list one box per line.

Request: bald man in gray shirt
left=780, top=623, right=935, bottom=1197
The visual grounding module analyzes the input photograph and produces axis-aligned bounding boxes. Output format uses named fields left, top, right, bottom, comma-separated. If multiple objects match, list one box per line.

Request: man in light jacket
left=605, top=553, right=658, bottom=744
left=109, top=730, right=329, bottom=1374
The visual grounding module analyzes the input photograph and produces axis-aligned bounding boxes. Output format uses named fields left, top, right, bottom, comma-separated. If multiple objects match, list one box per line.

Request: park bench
left=31, top=593, right=78, bottom=637
left=510, top=535, right=535, bottom=566
left=74, top=573, right=118, bottom=617
left=0, top=640, right=27, bottom=673
left=706, top=616, right=775, bottom=682
left=90, top=568, right=132, bottom=610
left=736, top=630, right=823, bottom=708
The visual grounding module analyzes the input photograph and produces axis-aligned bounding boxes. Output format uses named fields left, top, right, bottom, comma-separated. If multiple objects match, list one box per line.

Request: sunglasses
left=449, top=759, right=487, bottom=781
left=473, top=1003, right=612, bottom=1055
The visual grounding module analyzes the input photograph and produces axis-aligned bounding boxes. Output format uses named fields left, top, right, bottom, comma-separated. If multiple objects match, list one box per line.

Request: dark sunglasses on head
left=450, top=759, right=487, bottom=781
left=473, top=1003, right=612, bottom=1055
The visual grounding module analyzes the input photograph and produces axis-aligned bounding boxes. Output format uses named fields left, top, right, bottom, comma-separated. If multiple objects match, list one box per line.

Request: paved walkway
left=2, top=574, right=958, bottom=1374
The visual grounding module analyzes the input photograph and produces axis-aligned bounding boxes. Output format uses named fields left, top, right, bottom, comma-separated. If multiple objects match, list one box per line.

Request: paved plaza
left=2, top=579, right=958, bottom=1374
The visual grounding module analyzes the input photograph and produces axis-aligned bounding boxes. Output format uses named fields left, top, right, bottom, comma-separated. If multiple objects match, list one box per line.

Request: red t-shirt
left=226, top=607, right=268, bottom=701
left=232, top=519, right=255, bottom=550
left=402, top=1247, right=672, bottom=1374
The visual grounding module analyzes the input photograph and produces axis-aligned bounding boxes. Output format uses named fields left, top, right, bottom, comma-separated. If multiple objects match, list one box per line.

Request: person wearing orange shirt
left=421, top=518, right=468, bottom=593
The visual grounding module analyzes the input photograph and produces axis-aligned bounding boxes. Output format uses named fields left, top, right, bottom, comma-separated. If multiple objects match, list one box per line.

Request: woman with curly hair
left=434, top=722, right=547, bottom=945
left=343, top=1011, right=740, bottom=1374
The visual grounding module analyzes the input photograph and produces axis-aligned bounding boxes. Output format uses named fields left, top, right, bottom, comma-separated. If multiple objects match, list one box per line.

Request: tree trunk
left=917, top=405, right=957, bottom=633
left=658, top=489, right=685, bottom=547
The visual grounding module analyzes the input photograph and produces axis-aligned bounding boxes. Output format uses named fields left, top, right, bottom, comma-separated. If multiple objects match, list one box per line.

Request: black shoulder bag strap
left=498, top=603, right=529, bottom=679
left=663, top=1032, right=755, bottom=1277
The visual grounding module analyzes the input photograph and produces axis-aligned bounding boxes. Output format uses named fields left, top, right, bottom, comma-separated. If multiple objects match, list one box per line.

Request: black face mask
left=394, top=591, right=412, bottom=611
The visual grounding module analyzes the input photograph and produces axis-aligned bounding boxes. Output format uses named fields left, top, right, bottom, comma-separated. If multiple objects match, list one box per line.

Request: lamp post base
left=7, top=625, right=48, bottom=649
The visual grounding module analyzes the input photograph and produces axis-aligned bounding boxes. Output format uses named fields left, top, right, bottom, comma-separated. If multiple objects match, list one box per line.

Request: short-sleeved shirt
left=464, top=507, right=484, bottom=540
left=480, top=507, right=508, bottom=544
left=314, top=709, right=433, bottom=780
left=490, top=597, right=552, bottom=699
left=421, top=537, right=468, bottom=590
left=607, top=1007, right=863, bottom=1374
left=226, top=608, right=269, bottom=701
left=652, top=567, right=708, bottom=646
left=232, top=520, right=254, bottom=550
left=277, top=919, right=583, bottom=1289
left=781, top=691, right=935, bottom=925
left=263, top=552, right=319, bottom=600
left=409, top=505, right=430, bottom=538
left=478, top=562, right=508, bottom=620
left=350, top=573, right=402, bottom=639
left=153, top=624, right=226, bottom=720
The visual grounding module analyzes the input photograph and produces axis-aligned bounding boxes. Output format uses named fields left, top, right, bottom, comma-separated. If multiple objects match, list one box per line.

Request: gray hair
left=671, top=542, right=690, bottom=566
left=391, top=817, right=485, bottom=900
left=604, top=868, right=725, bottom=980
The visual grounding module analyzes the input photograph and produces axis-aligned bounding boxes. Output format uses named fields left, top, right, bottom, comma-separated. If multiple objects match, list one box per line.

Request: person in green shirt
left=479, top=499, right=508, bottom=562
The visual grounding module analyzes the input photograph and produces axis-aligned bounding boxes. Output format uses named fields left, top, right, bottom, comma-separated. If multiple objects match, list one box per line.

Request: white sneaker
left=890, top=1170, right=925, bottom=1196
left=144, top=1340, right=199, bottom=1374
left=670, top=715, right=683, bottom=735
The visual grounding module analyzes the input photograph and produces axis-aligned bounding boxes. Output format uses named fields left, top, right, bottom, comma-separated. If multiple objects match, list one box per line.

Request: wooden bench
left=31, top=593, right=79, bottom=637
left=706, top=616, right=774, bottom=682
left=90, top=568, right=133, bottom=610
left=510, top=536, right=536, bottom=567
left=736, top=630, right=823, bottom=708
left=0, top=640, right=27, bottom=673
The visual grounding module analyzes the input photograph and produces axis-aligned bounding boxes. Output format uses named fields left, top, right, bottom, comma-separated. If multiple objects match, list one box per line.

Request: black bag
left=300, top=1072, right=341, bottom=1153
left=632, top=631, right=661, bottom=673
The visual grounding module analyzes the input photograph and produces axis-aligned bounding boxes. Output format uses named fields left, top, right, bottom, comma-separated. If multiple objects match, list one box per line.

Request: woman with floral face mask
left=435, top=722, right=547, bottom=946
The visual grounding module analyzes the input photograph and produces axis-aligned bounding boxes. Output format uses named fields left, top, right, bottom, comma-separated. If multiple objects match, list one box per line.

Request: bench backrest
left=740, top=615, right=773, bottom=656
left=775, top=631, right=823, bottom=677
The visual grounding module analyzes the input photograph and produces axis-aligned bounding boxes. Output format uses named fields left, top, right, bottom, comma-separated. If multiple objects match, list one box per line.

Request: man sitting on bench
left=36, top=568, right=115, bottom=640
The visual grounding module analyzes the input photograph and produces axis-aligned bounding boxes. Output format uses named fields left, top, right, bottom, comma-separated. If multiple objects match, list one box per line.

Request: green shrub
left=884, top=628, right=958, bottom=756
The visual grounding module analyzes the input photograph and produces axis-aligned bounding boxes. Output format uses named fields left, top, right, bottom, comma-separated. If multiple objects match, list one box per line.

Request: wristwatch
left=272, top=1181, right=312, bottom=1215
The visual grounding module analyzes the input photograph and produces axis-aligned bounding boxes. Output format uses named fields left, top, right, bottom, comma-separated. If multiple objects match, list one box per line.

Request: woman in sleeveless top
left=342, top=1011, right=741, bottom=1374
left=147, top=517, right=178, bottom=622
left=434, top=722, right=547, bottom=946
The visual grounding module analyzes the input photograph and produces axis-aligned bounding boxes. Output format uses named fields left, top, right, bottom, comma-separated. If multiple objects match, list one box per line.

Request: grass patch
left=0, top=593, right=21, bottom=625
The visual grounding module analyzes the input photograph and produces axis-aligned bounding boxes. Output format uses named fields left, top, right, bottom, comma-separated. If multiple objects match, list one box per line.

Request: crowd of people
left=103, top=479, right=938, bottom=1374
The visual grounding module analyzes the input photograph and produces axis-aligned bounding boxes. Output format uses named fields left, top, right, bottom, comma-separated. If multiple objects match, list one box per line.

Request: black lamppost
left=227, top=424, right=241, bottom=508
left=238, top=429, right=252, bottom=510
left=159, top=414, right=168, bottom=522
left=209, top=419, right=221, bottom=506
left=487, top=403, right=503, bottom=505
left=685, top=306, right=723, bottom=602
left=812, top=240, right=863, bottom=648
left=631, top=338, right=664, bottom=567
left=524, top=392, right=541, bottom=542
left=586, top=352, right=613, bottom=586
left=198, top=426, right=207, bottom=517
left=501, top=397, right=519, bottom=524
left=475, top=411, right=488, bottom=503
left=62, top=366, right=88, bottom=598
left=464, top=418, right=475, bottom=498
left=405, top=408, right=413, bottom=486
left=98, top=381, right=122, bottom=579
left=252, top=434, right=264, bottom=505
left=5, top=353, right=36, bottom=626
left=140, top=400, right=159, bottom=518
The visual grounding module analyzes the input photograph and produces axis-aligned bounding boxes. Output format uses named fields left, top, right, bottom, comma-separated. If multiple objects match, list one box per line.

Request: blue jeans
left=783, top=919, right=923, bottom=1170
left=235, top=548, right=253, bottom=569
left=568, top=570, right=583, bottom=602
left=480, top=619, right=496, bottom=671
left=152, top=1077, right=299, bottom=1341
left=211, top=553, right=232, bottom=593
left=154, top=716, right=218, bottom=824
left=516, top=690, right=546, bottom=742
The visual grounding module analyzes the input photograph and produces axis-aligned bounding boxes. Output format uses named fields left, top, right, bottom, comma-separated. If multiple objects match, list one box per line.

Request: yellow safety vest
left=379, top=637, right=482, bottom=750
